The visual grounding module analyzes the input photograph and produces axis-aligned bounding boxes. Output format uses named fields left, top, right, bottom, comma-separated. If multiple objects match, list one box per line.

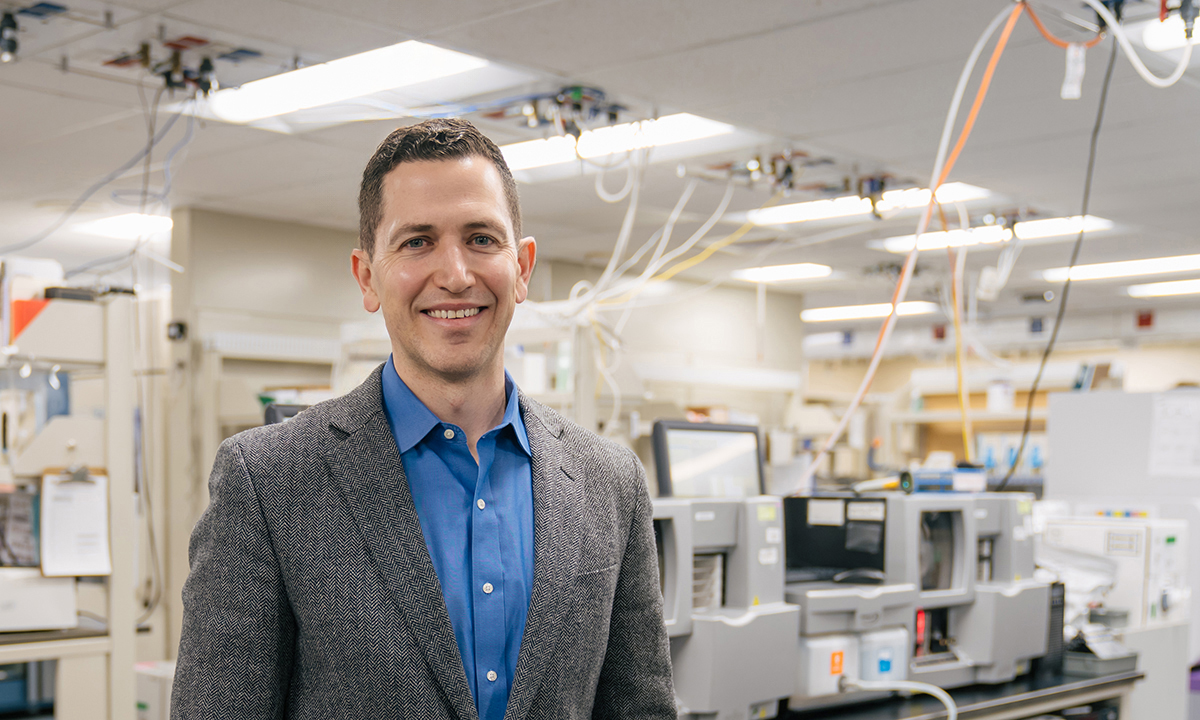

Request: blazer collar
left=325, top=366, right=477, bottom=720
left=504, top=391, right=581, bottom=720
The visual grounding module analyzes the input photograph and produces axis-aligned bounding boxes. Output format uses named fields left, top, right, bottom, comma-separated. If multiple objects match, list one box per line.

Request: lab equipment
left=652, top=420, right=797, bottom=720
left=784, top=491, right=1050, bottom=708
left=652, top=420, right=764, bottom=498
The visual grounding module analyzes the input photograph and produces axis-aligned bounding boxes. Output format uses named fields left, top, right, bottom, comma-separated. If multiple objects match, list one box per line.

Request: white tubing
left=842, top=678, right=958, bottom=720
left=794, top=5, right=1015, bottom=492
left=1080, top=0, right=1195, bottom=88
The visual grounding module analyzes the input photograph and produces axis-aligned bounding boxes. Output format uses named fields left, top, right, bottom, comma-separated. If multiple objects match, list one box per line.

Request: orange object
left=831, top=651, right=844, bottom=675
left=938, top=3, right=1026, bottom=190
left=11, top=299, right=50, bottom=342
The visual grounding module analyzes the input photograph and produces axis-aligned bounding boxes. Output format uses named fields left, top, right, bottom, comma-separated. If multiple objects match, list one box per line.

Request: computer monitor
left=782, top=496, right=888, bottom=583
left=652, top=420, right=765, bottom=498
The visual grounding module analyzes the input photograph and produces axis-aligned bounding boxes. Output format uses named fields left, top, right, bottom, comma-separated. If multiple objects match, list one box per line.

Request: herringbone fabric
left=171, top=365, right=676, bottom=720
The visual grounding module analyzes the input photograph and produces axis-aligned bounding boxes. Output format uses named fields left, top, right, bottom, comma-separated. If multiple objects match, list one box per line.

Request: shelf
left=0, top=629, right=110, bottom=663
left=891, top=409, right=1048, bottom=424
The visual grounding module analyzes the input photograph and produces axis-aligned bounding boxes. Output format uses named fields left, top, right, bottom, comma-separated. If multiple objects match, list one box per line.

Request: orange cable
left=937, top=3, right=1025, bottom=190
left=1023, top=1, right=1105, bottom=49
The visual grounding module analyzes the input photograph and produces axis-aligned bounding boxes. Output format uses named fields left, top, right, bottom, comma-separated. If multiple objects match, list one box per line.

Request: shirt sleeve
left=591, top=460, right=677, bottom=720
left=171, top=437, right=296, bottom=719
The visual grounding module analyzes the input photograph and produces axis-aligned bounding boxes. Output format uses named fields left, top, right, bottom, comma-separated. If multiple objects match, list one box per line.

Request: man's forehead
left=377, top=157, right=515, bottom=233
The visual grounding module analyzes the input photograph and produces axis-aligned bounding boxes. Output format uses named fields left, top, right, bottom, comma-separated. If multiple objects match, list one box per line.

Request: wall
left=163, top=207, right=369, bottom=659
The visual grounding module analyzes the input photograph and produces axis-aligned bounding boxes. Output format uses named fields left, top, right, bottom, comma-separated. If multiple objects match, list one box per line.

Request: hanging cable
left=793, top=4, right=1022, bottom=493
left=1079, top=0, right=1193, bottom=87
left=998, top=38, right=1119, bottom=491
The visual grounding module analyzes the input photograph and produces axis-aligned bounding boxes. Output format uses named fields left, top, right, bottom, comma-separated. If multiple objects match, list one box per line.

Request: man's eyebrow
left=386, top=223, right=435, bottom=247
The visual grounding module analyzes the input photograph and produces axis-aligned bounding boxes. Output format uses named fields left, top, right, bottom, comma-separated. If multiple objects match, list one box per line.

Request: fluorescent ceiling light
left=750, top=183, right=989, bottom=226
left=880, top=225, right=1012, bottom=253
left=73, top=213, right=173, bottom=239
left=1127, top=278, right=1200, bottom=298
left=207, top=41, right=488, bottom=123
left=731, top=263, right=832, bottom=283
left=1044, top=253, right=1200, bottom=282
left=1013, top=215, right=1111, bottom=240
left=801, top=301, right=940, bottom=322
left=501, top=113, right=734, bottom=170
left=1143, top=15, right=1198, bottom=52
left=873, top=183, right=991, bottom=213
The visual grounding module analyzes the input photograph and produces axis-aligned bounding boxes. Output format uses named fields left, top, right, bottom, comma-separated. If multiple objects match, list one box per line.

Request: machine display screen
left=657, top=424, right=763, bottom=498
left=920, top=511, right=959, bottom=591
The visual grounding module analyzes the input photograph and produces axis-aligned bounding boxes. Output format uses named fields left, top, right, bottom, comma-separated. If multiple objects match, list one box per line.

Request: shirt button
left=443, top=428, right=455, bottom=440
left=487, top=670, right=498, bottom=682
left=482, top=582, right=494, bottom=594
left=477, top=499, right=486, bottom=510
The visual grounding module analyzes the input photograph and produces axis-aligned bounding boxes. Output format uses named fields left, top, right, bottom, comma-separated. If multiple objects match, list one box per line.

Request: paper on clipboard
left=40, top=470, right=111, bottom=577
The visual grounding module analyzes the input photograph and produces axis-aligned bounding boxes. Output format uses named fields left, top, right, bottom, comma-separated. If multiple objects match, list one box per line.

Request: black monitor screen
left=783, top=497, right=887, bottom=575
left=652, top=421, right=764, bottom=498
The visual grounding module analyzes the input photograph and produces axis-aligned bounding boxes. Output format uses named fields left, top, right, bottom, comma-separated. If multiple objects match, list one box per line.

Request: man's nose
left=433, top=242, right=474, bottom=294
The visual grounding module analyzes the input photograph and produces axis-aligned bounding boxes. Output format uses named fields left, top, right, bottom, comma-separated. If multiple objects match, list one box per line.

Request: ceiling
left=1, top=0, right=1198, bottom=329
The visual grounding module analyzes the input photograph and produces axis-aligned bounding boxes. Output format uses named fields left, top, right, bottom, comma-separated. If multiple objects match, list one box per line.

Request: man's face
left=352, top=156, right=535, bottom=384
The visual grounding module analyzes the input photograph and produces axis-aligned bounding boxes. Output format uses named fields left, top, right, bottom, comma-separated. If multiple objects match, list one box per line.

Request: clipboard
left=39, top=467, right=112, bottom=577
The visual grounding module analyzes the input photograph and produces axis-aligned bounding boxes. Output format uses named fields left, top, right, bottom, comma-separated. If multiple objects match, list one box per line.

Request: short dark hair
left=357, top=118, right=521, bottom=255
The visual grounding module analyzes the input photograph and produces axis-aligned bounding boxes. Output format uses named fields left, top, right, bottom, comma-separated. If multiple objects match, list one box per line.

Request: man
left=171, top=118, right=676, bottom=720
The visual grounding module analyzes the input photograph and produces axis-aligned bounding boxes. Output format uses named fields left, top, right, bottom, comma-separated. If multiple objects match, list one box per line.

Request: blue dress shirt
left=380, top=357, right=534, bottom=720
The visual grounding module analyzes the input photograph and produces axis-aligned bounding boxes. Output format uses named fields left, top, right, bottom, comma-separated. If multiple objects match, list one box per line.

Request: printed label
left=757, top=504, right=778, bottom=522
left=695, top=511, right=716, bottom=522
left=830, top=651, right=844, bottom=675
left=847, top=501, right=885, bottom=522
left=808, top=499, right=845, bottom=527
left=765, top=527, right=783, bottom=544
left=758, top=547, right=779, bottom=566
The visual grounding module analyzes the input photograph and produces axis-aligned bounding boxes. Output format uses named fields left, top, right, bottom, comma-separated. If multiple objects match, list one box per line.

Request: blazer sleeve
left=171, top=437, right=296, bottom=719
left=592, top=461, right=676, bottom=720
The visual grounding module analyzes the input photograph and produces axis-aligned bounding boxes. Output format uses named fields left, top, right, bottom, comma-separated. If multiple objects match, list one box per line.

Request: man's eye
left=471, top=235, right=495, bottom=246
left=403, top=238, right=428, bottom=249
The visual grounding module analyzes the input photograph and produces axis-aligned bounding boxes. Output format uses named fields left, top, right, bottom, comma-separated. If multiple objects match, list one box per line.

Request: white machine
left=1042, top=516, right=1189, bottom=628
left=1046, top=389, right=1200, bottom=662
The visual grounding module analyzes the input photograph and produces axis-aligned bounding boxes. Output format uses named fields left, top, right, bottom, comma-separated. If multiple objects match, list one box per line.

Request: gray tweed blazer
left=171, top=365, right=675, bottom=720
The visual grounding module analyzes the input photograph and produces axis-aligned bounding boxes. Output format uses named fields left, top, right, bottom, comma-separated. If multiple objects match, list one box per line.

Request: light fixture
left=731, top=263, right=832, bottom=283
left=1043, top=253, right=1200, bottom=282
left=1012, top=215, right=1112, bottom=240
left=749, top=183, right=990, bottom=226
left=800, top=301, right=940, bottom=322
left=879, top=225, right=1013, bottom=253
left=1127, top=278, right=1200, bottom=298
left=877, top=215, right=1112, bottom=254
left=1143, top=15, right=1198, bottom=52
left=73, top=213, right=174, bottom=239
left=501, top=113, right=735, bottom=171
left=206, top=41, right=488, bottom=123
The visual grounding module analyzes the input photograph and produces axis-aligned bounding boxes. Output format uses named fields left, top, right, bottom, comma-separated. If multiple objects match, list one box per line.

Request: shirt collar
left=381, top=356, right=530, bottom=457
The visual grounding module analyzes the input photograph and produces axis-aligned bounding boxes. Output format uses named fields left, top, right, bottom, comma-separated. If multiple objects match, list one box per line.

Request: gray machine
left=783, top=492, right=1050, bottom=707
left=651, top=420, right=1051, bottom=717
left=652, top=421, right=799, bottom=720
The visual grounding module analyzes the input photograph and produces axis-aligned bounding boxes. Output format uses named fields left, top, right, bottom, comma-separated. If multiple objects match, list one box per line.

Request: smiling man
left=171, top=118, right=676, bottom=720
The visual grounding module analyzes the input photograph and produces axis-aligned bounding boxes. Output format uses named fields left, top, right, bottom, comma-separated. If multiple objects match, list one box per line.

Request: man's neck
left=391, top=357, right=508, bottom=461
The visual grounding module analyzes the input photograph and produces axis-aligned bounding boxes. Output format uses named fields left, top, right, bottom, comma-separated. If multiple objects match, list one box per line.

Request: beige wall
left=805, top=342, right=1200, bottom=397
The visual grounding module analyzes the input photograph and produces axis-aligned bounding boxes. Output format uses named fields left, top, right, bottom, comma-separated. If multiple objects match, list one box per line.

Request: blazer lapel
left=325, top=368, right=478, bottom=720
left=504, top=396, right=582, bottom=720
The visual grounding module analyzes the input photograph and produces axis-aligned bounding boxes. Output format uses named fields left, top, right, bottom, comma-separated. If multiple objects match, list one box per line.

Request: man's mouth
left=424, top=307, right=483, bottom=320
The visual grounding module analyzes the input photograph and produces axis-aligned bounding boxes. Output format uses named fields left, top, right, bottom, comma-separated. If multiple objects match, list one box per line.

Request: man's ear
left=351, top=248, right=381, bottom=313
left=514, top=236, right=537, bottom=304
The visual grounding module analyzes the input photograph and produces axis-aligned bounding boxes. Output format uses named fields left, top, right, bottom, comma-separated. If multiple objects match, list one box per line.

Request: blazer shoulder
left=222, top=389, right=377, bottom=479
left=522, top=395, right=645, bottom=498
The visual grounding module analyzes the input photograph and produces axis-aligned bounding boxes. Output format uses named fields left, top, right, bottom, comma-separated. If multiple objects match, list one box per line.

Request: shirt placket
left=471, top=431, right=508, bottom=720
